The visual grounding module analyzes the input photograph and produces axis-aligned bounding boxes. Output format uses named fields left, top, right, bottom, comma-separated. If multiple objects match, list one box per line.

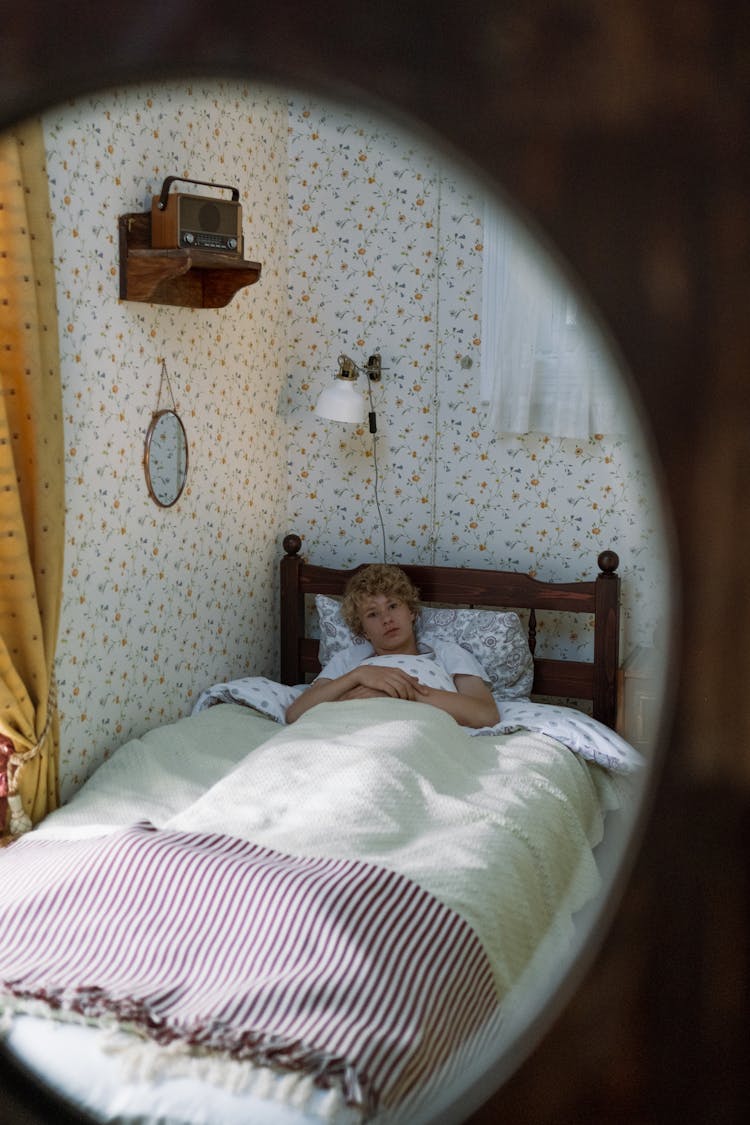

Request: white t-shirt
left=317, top=638, right=489, bottom=693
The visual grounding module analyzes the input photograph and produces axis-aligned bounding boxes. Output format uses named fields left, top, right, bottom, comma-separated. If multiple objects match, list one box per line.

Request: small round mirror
left=144, top=409, right=188, bottom=508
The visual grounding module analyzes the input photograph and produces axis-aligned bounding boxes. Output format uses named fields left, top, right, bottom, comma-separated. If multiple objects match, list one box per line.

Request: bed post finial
left=597, top=549, right=619, bottom=576
left=593, top=549, right=621, bottom=728
left=280, top=535, right=304, bottom=685
left=283, top=533, right=302, bottom=557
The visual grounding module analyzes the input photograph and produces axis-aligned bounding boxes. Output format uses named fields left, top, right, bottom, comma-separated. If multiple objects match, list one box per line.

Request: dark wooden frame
left=279, top=533, right=621, bottom=729
left=6, top=8, right=750, bottom=1125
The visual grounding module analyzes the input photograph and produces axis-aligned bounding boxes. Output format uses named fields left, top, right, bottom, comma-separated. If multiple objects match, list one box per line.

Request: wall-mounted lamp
left=314, top=351, right=388, bottom=561
left=314, top=353, right=382, bottom=432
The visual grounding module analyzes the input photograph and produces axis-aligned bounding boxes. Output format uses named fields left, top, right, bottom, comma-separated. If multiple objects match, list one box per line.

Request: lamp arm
left=336, top=353, right=383, bottom=383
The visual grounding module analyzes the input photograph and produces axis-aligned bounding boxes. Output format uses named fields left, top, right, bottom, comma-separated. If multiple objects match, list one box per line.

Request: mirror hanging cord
left=156, top=358, right=178, bottom=413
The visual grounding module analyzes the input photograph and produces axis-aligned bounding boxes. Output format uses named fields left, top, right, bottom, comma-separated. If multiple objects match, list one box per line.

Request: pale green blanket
left=20, top=698, right=624, bottom=1121
left=162, top=699, right=621, bottom=998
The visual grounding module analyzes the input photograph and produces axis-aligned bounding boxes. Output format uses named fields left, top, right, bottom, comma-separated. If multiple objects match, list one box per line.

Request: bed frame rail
left=279, top=533, right=621, bottom=729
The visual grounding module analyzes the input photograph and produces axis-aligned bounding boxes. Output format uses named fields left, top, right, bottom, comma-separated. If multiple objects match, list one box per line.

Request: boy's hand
left=354, top=665, right=421, bottom=699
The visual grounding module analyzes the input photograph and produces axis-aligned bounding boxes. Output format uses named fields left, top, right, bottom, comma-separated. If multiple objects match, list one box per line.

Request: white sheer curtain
left=480, top=201, right=621, bottom=437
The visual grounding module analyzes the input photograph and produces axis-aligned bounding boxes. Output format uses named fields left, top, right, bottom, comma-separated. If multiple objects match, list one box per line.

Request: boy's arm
left=413, top=674, right=500, bottom=728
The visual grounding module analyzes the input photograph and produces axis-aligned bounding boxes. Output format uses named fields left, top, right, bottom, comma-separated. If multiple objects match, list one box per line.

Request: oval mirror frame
left=1, top=44, right=674, bottom=1125
left=0, top=78, right=671, bottom=1121
left=144, top=409, right=189, bottom=508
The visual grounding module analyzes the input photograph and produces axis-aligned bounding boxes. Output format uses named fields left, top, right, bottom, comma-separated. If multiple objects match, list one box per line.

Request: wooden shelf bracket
left=118, top=212, right=261, bottom=308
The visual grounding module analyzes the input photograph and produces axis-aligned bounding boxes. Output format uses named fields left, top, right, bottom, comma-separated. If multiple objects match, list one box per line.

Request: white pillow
left=315, top=594, right=534, bottom=700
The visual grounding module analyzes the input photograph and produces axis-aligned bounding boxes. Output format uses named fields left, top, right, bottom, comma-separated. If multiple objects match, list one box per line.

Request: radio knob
left=227, top=237, right=238, bottom=251
left=183, top=232, right=195, bottom=246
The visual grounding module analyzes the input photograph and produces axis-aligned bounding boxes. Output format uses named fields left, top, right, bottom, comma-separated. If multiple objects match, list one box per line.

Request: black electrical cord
left=366, top=377, right=388, bottom=563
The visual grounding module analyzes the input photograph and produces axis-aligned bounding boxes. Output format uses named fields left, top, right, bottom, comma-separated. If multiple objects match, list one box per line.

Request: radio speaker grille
left=182, top=196, right=236, bottom=236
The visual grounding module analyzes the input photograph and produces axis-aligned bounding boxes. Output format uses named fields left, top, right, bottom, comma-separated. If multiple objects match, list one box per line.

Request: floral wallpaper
left=40, top=82, right=669, bottom=799
left=284, top=98, right=670, bottom=658
left=43, top=82, right=289, bottom=799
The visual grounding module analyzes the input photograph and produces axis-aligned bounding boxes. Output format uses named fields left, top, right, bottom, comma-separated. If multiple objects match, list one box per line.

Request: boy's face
left=358, top=593, right=417, bottom=655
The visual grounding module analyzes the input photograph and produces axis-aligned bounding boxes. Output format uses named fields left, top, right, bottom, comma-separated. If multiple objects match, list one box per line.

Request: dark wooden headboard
left=279, top=533, right=621, bottom=729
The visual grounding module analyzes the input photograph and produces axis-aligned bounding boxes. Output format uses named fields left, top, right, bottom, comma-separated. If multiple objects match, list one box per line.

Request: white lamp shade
left=314, top=378, right=366, bottom=423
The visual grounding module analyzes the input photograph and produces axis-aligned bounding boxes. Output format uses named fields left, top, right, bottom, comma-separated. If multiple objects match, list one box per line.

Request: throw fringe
left=0, top=999, right=361, bottom=1124
left=101, top=1030, right=360, bottom=1122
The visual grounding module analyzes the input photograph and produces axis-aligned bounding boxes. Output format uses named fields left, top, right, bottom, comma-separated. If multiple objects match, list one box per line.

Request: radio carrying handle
left=156, top=176, right=240, bottom=210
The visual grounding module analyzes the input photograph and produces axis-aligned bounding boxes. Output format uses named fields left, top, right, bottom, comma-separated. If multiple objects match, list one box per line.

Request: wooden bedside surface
left=617, top=645, right=660, bottom=753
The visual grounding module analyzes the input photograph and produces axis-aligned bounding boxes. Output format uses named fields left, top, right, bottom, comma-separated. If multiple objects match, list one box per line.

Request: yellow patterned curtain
left=0, top=120, right=64, bottom=839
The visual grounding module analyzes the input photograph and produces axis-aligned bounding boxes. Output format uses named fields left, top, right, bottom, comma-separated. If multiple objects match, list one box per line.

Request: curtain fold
left=480, top=201, right=621, bottom=438
left=0, top=119, right=64, bottom=838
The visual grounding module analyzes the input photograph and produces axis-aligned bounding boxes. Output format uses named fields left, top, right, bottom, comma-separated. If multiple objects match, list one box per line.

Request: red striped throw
left=0, top=822, right=500, bottom=1116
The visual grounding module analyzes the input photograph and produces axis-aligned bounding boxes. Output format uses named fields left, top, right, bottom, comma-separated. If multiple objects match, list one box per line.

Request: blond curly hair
left=341, top=564, right=421, bottom=637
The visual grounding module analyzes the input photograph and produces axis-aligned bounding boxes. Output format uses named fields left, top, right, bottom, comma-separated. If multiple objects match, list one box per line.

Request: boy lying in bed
left=285, top=564, right=500, bottom=728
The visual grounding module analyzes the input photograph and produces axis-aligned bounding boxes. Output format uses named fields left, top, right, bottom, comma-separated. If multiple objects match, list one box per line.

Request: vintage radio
left=151, top=176, right=243, bottom=255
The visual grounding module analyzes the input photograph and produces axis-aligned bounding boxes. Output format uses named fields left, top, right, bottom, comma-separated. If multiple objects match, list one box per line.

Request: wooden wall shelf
left=118, top=212, right=261, bottom=308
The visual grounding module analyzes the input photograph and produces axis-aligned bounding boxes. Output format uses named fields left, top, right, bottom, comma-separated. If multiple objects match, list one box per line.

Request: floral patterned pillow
left=315, top=595, right=370, bottom=665
left=315, top=594, right=534, bottom=700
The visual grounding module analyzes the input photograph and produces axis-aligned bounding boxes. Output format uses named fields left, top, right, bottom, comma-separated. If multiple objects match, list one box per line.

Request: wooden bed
left=279, top=533, right=621, bottom=729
